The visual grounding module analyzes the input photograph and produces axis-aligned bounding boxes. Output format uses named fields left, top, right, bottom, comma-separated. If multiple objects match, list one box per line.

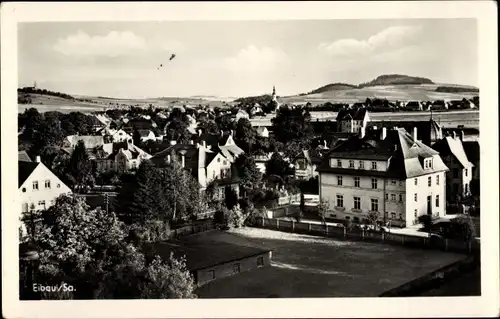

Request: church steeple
left=272, top=85, right=276, bottom=96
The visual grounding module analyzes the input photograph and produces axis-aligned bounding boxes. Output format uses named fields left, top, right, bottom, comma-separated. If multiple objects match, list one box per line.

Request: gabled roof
left=66, top=135, right=104, bottom=149
left=462, top=141, right=480, bottom=164
left=317, top=128, right=448, bottom=178
left=18, top=151, right=32, bottom=162
left=432, top=136, right=474, bottom=169
left=105, top=142, right=151, bottom=160
left=337, top=108, right=368, bottom=121
left=19, top=161, right=39, bottom=187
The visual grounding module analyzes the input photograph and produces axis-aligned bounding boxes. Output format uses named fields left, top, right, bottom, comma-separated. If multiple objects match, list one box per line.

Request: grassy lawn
left=194, top=228, right=467, bottom=298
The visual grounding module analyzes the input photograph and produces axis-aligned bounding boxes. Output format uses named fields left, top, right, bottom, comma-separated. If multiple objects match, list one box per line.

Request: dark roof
left=143, top=231, right=271, bottom=271
left=18, top=151, right=32, bottom=162
left=317, top=128, right=448, bottom=179
left=462, top=141, right=480, bottom=164
left=19, top=161, right=39, bottom=187
left=337, top=108, right=368, bottom=121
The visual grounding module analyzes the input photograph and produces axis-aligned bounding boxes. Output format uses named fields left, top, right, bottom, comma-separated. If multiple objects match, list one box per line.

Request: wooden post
left=276, top=219, right=280, bottom=230
left=362, top=229, right=365, bottom=240
left=292, top=220, right=295, bottom=232
left=308, top=223, right=311, bottom=231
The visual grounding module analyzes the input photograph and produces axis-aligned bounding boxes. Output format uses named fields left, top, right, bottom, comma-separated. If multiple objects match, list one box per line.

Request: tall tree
left=224, top=186, right=238, bottom=210
left=265, top=152, right=294, bottom=180
left=132, top=127, right=142, bottom=146
left=66, top=140, right=94, bottom=193
left=271, top=107, right=313, bottom=146
left=234, top=118, right=257, bottom=153
left=234, top=153, right=262, bottom=189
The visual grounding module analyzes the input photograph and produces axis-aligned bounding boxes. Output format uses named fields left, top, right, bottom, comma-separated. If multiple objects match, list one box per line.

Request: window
left=44, top=180, right=51, bottom=189
left=370, top=199, right=379, bottom=212
left=257, top=257, right=264, bottom=267
left=414, top=209, right=418, bottom=218
left=436, top=175, right=440, bottom=185
left=398, top=213, right=404, bottom=220
left=399, top=194, right=403, bottom=202
left=371, top=178, right=378, bottom=189
left=208, top=270, right=215, bottom=280
left=337, top=176, right=343, bottom=186
left=38, top=200, right=46, bottom=209
left=391, top=212, right=396, bottom=219
left=465, top=168, right=468, bottom=177
left=359, top=161, right=364, bottom=169
left=414, top=193, right=418, bottom=202
left=453, top=169, right=458, bottom=178
left=336, top=195, right=344, bottom=207
left=391, top=180, right=397, bottom=185
left=337, top=159, right=342, bottom=168
left=385, top=193, right=388, bottom=200
left=428, top=176, right=432, bottom=187
left=436, top=195, right=440, bottom=207
left=233, top=263, right=241, bottom=273
left=371, top=161, right=377, bottom=170
left=32, top=181, right=39, bottom=190
left=399, top=180, right=403, bottom=186
left=414, top=178, right=418, bottom=186
left=391, top=194, right=396, bottom=201
left=353, top=197, right=361, bottom=210
left=22, top=188, right=26, bottom=193
left=354, top=177, right=360, bottom=187
left=349, top=160, right=354, bottom=168
left=57, top=184, right=61, bottom=188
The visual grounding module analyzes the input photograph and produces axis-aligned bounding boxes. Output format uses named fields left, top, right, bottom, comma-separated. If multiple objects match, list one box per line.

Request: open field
left=194, top=228, right=466, bottom=298
left=282, top=84, right=478, bottom=105
left=250, top=110, right=479, bottom=129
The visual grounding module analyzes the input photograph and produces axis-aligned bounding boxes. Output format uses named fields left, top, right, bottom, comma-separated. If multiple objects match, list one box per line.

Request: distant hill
left=233, top=94, right=273, bottom=105
left=359, top=74, right=434, bottom=87
left=303, top=83, right=357, bottom=95
left=18, top=87, right=75, bottom=101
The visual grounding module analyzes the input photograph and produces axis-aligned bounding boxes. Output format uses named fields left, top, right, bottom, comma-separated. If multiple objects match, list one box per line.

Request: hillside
left=358, top=74, right=434, bottom=87
left=233, top=94, right=272, bottom=105
left=303, top=83, right=357, bottom=95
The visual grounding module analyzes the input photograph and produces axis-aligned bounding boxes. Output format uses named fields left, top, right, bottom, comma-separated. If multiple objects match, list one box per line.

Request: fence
left=171, top=220, right=215, bottom=238
left=277, top=194, right=301, bottom=206
left=254, top=217, right=480, bottom=255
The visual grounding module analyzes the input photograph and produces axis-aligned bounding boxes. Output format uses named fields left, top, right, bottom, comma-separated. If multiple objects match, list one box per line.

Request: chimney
left=170, top=140, right=177, bottom=146
left=198, top=129, right=202, bottom=136
left=360, top=126, right=366, bottom=138
left=381, top=127, right=387, bottom=140
left=460, top=130, right=464, bottom=141
left=35, top=156, right=41, bottom=163
left=452, top=131, right=457, bottom=139
left=413, top=127, right=418, bottom=141
left=179, top=150, right=186, bottom=168
left=202, top=140, right=206, bottom=148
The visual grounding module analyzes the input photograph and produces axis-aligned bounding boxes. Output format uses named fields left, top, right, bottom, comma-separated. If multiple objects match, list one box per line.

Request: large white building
left=19, top=155, right=72, bottom=214
left=336, top=108, right=370, bottom=134
left=432, top=134, right=474, bottom=202
left=317, top=127, right=449, bottom=227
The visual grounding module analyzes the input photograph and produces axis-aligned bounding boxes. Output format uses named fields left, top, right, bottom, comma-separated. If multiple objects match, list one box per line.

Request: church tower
left=272, top=85, right=277, bottom=102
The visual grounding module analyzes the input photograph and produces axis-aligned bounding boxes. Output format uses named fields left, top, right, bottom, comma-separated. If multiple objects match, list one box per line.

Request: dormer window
left=371, top=161, right=377, bottom=170
left=424, top=158, right=433, bottom=169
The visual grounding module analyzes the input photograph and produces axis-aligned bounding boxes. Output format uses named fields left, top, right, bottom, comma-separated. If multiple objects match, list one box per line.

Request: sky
left=18, top=19, right=478, bottom=99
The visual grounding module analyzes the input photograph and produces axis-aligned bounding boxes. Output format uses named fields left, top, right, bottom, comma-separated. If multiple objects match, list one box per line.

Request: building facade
left=19, top=157, right=73, bottom=214
left=336, top=108, right=370, bottom=134
left=317, top=127, right=448, bottom=227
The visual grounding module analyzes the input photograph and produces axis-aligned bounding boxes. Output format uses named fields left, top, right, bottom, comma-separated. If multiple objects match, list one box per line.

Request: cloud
left=224, top=45, right=290, bottom=73
left=53, top=30, right=183, bottom=58
left=319, top=25, right=423, bottom=57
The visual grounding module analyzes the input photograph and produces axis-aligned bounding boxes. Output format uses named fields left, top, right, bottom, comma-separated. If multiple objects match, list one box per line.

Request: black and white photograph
left=2, top=2, right=498, bottom=318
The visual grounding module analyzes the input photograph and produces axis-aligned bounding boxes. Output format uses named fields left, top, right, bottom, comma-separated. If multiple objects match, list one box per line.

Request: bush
left=418, top=214, right=433, bottom=231
left=128, top=221, right=171, bottom=244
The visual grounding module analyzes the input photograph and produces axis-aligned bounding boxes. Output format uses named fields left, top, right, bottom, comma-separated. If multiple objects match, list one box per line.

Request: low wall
left=255, top=218, right=480, bottom=255
left=195, top=251, right=271, bottom=286
left=379, top=255, right=480, bottom=297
